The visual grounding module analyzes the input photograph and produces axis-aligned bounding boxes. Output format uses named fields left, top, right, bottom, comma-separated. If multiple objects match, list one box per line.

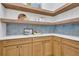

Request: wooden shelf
left=0, top=18, right=55, bottom=25
left=0, top=17, right=79, bottom=25
left=54, top=17, right=79, bottom=25
left=53, top=3, right=79, bottom=16
left=2, top=3, right=79, bottom=16
left=2, top=3, right=53, bottom=16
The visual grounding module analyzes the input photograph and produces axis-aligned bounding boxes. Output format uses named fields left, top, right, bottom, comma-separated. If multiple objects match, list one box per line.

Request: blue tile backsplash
left=6, top=23, right=79, bottom=36
left=6, top=23, right=55, bottom=35
left=55, top=23, right=79, bottom=36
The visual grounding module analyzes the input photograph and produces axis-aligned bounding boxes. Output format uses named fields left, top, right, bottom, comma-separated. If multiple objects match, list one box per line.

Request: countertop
left=0, top=33, right=79, bottom=41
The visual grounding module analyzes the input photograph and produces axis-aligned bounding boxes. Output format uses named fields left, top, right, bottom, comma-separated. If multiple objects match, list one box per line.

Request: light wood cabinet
left=62, top=44, right=79, bottom=56
left=2, top=45, right=19, bottom=56
left=33, top=42, right=44, bottom=56
left=2, top=38, right=33, bottom=56
left=2, top=43, right=33, bottom=56
left=62, top=39, right=79, bottom=56
left=43, top=40, right=53, bottom=56
left=0, top=41, right=2, bottom=56
left=1, top=36, right=53, bottom=56
left=53, top=41, right=62, bottom=56
left=53, top=36, right=62, bottom=56
left=0, top=48, right=1, bottom=56
left=32, top=36, right=52, bottom=56
left=1, top=36, right=79, bottom=56
left=19, top=43, right=32, bottom=56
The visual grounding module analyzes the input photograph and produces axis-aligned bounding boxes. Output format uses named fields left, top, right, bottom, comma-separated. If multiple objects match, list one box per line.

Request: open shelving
left=0, top=17, right=79, bottom=25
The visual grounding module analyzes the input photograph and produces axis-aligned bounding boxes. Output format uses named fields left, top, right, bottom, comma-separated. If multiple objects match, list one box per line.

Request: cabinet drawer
left=33, top=36, right=52, bottom=42
left=62, top=38, right=79, bottom=49
left=2, top=39, right=19, bottom=46
left=2, top=38, right=32, bottom=46
left=53, top=36, right=62, bottom=42
left=19, top=38, right=32, bottom=44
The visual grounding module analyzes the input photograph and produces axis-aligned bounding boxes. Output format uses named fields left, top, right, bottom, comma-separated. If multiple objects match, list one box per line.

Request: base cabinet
left=1, top=36, right=53, bottom=56
left=53, top=41, right=62, bottom=56
left=43, top=40, right=53, bottom=56
left=2, top=46, right=19, bottom=56
left=20, top=43, right=32, bottom=56
left=2, top=38, right=33, bottom=56
left=53, top=36, right=62, bottom=56
left=33, top=42, right=44, bottom=56
left=62, top=44, right=79, bottom=56
left=2, top=43, right=32, bottom=56
left=0, top=41, right=2, bottom=56
left=0, top=48, right=1, bottom=56
left=1, top=36, right=79, bottom=56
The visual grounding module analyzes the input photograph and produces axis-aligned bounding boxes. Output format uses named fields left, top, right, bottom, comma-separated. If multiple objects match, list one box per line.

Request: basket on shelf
left=18, top=14, right=29, bottom=21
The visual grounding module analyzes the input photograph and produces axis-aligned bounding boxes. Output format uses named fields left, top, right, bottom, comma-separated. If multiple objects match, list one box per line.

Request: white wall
left=0, top=4, right=6, bottom=37
left=5, top=9, right=55, bottom=22
left=54, top=6, right=79, bottom=22
left=0, top=4, right=6, bottom=18
left=0, top=22, right=6, bottom=37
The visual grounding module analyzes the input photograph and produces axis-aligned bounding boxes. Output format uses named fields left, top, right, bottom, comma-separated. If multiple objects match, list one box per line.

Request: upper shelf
left=2, top=3, right=79, bottom=16
left=0, top=17, right=79, bottom=25
left=0, top=18, right=55, bottom=25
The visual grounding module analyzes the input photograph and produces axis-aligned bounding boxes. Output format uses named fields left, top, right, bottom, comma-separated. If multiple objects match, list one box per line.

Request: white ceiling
left=23, top=3, right=67, bottom=11
left=41, top=3, right=67, bottom=11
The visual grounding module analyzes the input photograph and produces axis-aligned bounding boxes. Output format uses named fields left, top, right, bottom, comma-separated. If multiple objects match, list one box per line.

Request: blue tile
left=6, top=23, right=79, bottom=36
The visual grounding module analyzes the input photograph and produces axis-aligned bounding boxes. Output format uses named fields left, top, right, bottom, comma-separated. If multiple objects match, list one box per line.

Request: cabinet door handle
left=17, top=46, right=22, bottom=48
left=17, top=46, right=18, bottom=48
left=20, top=45, right=22, bottom=48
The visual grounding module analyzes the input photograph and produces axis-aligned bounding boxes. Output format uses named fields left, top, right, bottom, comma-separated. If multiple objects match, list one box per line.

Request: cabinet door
left=2, top=46, right=19, bottom=56
left=20, top=43, right=32, bottom=56
left=33, top=42, right=43, bottom=56
left=53, top=41, right=62, bottom=56
left=0, top=41, right=2, bottom=56
left=0, top=48, right=1, bottom=56
left=62, top=44, right=79, bottom=56
left=44, top=40, right=53, bottom=56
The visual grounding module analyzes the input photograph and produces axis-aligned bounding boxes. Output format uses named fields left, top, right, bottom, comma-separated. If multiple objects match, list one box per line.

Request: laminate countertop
left=0, top=33, right=79, bottom=41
